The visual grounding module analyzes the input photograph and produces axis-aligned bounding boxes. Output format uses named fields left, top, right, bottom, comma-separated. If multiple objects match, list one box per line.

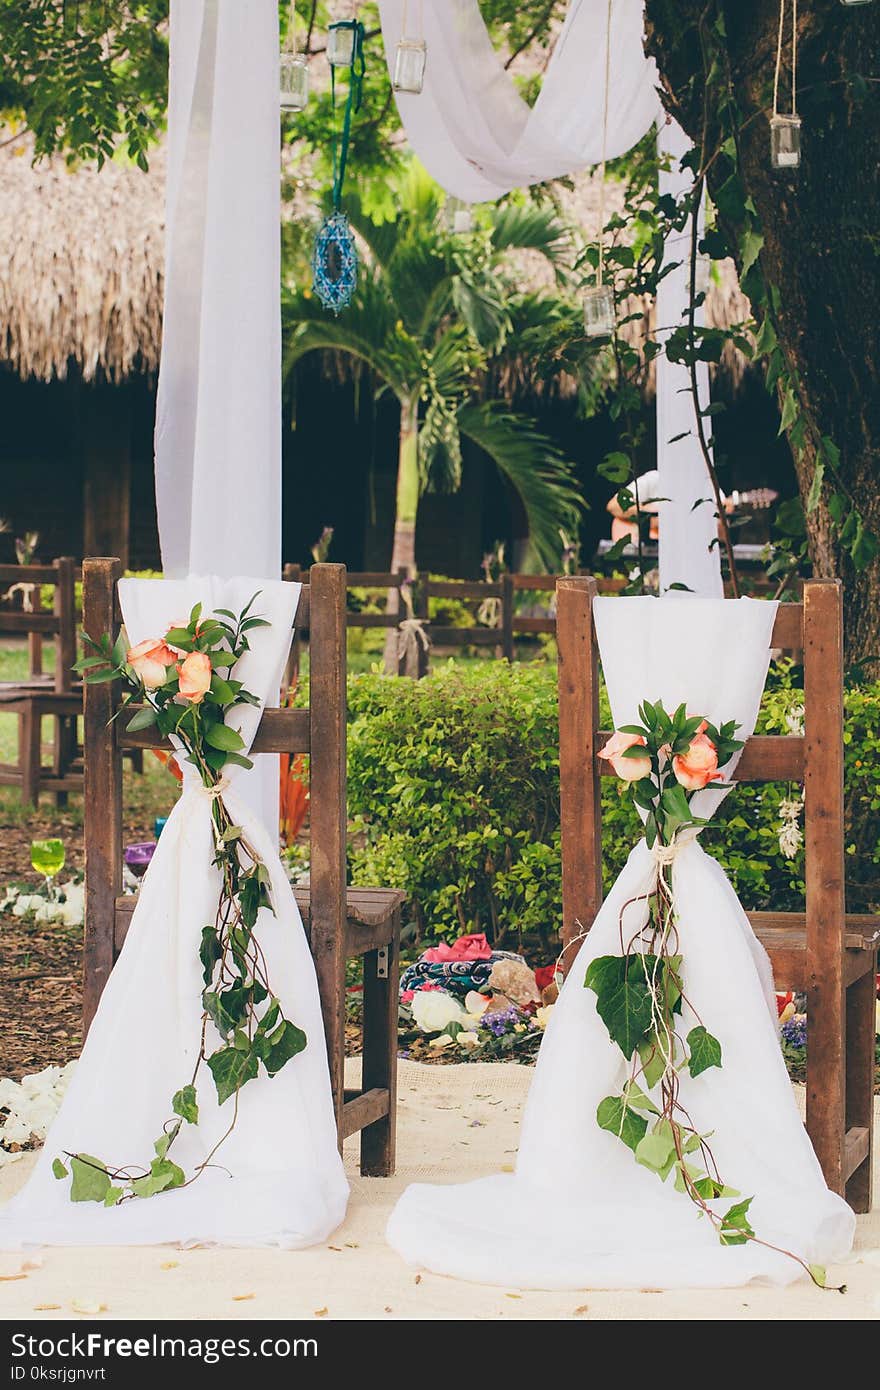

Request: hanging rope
left=596, top=0, right=613, bottom=286
left=401, top=0, right=424, bottom=40
left=772, top=0, right=799, bottom=118
left=284, top=0, right=298, bottom=54
left=330, top=21, right=366, bottom=210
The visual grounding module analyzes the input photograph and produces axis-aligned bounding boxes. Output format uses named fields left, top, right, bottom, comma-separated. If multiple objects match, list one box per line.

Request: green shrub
left=347, top=659, right=880, bottom=943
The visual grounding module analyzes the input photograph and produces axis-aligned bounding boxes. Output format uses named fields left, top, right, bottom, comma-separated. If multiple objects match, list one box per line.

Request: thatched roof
left=0, top=136, right=751, bottom=393
left=0, top=137, right=164, bottom=383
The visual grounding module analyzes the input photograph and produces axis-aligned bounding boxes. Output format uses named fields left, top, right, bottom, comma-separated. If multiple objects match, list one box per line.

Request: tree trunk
left=644, top=1, right=880, bottom=663
left=383, top=395, right=420, bottom=672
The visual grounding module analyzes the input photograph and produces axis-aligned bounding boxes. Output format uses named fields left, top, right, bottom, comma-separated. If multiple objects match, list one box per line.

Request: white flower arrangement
left=778, top=794, right=804, bottom=860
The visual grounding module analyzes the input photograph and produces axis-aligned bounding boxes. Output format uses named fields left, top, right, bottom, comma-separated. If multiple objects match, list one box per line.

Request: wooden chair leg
left=19, top=702, right=41, bottom=807
left=845, top=959, right=876, bottom=1213
left=360, top=922, right=400, bottom=1177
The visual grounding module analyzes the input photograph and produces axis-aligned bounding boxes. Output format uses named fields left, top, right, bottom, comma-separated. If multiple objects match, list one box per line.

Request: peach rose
left=177, top=651, right=212, bottom=704
left=598, top=730, right=652, bottom=782
left=126, top=638, right=178, bottom=689
left=672, top=730, right=721, bottom=790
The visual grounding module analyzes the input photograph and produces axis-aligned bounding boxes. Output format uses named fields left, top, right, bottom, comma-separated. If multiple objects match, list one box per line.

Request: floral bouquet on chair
left=587, top=700, right=829, bottom=1286
left=54, top=597, right=307, bottom=1207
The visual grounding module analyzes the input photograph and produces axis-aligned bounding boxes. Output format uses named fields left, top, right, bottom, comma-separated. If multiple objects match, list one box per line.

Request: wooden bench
left=0, top=557, right=80, bottom=806
left=81, top=559, right=403, bottom=1176
left=556, top=576, right=877, bottom=1213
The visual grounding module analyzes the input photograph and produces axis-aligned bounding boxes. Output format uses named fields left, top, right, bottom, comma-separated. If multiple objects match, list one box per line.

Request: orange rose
left=598, top=730, right=652, bottom=782
left=126, top=637, right=178, bottom=689
left=177, top=651, right=212, bottom=704
left=672, top=731, right=721, bottom=790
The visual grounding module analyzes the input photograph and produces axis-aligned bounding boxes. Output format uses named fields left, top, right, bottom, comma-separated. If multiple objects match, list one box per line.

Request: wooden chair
left=556, top=575, right=877, bottom=1213
left=81, top=558, right=403, bottom=1176
left=0, top=557, right=81, bottom=806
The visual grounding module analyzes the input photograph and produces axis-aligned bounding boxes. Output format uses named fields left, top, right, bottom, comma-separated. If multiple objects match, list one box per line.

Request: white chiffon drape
left=387, top=598, right=855, bottom=1288
left=0, top=578, right=348, bottom=1250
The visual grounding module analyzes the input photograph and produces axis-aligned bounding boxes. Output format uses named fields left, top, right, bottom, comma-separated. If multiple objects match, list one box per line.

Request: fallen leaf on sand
left=232, top=1293, right=254, bottom=1302
left=0, top=1274, right=27, bottom=1283
left=344, top=1242, right=359, bottom=1249
left=34, top=1304, right=62, bottom=1312
left=160, top=1261, right=179, bottom=1270
left=415, top=1274, right=422, bottom=1285
left=314, top=1307, right=329, bottom=1318
left=72, top=1300, right=108, bottom=1315
left=505, top=1293, right=522, bottom=1300
left=501, top=1163, right=514, bottom=1173
left=574, top=1305, right=589, bottom=1317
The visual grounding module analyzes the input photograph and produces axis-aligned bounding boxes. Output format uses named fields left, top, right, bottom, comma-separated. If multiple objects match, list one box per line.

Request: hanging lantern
left=393, top=38, right=427, bottom=94
left=445, top=197, right=474, bottom=234
left=770, top=114, right=801, bottom=170
left=328, top=20, right=356, bottom=67
left=583, top=285, right=615, bottom=339
left=839, top=0, right=873, bottom=6
left=280, top=53, right=309, bottom=111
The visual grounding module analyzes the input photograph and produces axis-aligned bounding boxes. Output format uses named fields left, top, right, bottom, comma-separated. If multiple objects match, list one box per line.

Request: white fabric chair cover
left=0, top=578, right=348, bottom=1250
left=387, top=597, right=854, bottom=1288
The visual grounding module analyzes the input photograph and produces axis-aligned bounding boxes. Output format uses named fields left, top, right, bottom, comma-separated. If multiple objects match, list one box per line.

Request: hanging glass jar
left=280, top=52, right=309, bottom=111
left=583, top=284, right=615, bottom=339
left=393, top=38, right=427, bottom=94
left=444, top=197, right=474, bottom=234
left=328, top=20, right=356, bottom=67
left=770, top=114, right=801, bottom=170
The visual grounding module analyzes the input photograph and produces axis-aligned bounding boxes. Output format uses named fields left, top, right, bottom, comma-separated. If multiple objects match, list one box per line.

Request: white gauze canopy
left=388, top=597, right=854, bottom=1288
left=379, top=0, right=723, bottom=595
left=0, top=578, right=348, bottom=1250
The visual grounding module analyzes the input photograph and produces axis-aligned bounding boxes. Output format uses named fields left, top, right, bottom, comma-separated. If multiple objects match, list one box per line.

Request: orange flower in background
left=599, top=730, right=652, bottom=782
left=177, top=651, right=212, bottom=703
left=126, top=638, right=178, bottom=689
left=280, top=752, right=309, bottom=846
left=672, top=729, right=721, bottom=791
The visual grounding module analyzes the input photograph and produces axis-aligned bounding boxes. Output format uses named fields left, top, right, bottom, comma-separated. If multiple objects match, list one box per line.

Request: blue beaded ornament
left=312, top=210, right=358, bottom=314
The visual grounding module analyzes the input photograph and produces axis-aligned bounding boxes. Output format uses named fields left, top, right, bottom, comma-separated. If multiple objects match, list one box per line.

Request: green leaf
left=164, top=627, right=194, bottom=650
left=204, top=722, right=245, bottom=753
left=806, top=459, right=825, bottom=514
left=260, top=1019, right=308, bottom=1076
left=687, top=1025, right=723, bottom=1078
left=103, top=1186, right=124, bottom=1207
left=199, top=927, right=222, bottom=986
left=622, top=1080, right=659, bottom=1114
left=635, top=1127, right=676, bottom=1174
left=638, top=1036, right=668, bottom=1090
left=70, top=1154, right=112, bottom=1204
left=203, top=984, right=248, bottom=1038
left=172, top=1084, right=199, bottom=1125
left=739, top=226, right=764, bottom=277
left=808, top=1264, right=826, bottom=1288
left=131, top=1157, right=186, bottom=1199
left=207, top=1045, right=259, bottom=1106
left=596, top=1095, right=648, bottom=1153
left=51, top=1157, right=68, bottom=1180
left=125, top=705, right=158, bottom=733
left=592, top=960, right=654, bottom=1059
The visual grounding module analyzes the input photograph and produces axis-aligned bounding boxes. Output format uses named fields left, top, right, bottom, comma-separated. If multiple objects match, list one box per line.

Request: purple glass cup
left=124, top=841, right=157, bottom=879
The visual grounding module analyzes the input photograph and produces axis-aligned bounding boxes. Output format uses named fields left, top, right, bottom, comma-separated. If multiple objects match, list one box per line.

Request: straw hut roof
left=0, top=137, right=750, bottom=394
left=0, top=137, right=165, bottom=384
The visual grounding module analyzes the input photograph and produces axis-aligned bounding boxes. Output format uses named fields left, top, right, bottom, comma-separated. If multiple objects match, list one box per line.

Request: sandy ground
left=1, top=1059, right=878, bottom=1322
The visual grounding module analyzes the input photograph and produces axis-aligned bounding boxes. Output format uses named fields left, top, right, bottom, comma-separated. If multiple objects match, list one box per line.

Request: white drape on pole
left=154, top=0, right=283, bottom=825
left=655, top=120, right=723, bottom=597
left=378, top=0, right=723, bottom=596
left=155, top=0, right=282, bottom=582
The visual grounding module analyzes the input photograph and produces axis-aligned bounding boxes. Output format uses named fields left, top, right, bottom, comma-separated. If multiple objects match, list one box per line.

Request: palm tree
left=282, top=165, right=590, bottom=589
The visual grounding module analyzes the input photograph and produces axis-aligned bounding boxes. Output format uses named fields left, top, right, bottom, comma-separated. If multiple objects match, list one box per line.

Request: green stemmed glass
left=30, top=838, right=65, bottom=902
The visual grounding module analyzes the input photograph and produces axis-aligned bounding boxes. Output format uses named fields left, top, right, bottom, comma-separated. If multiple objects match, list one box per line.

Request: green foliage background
left=344, top=660, right=880, bottom=945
